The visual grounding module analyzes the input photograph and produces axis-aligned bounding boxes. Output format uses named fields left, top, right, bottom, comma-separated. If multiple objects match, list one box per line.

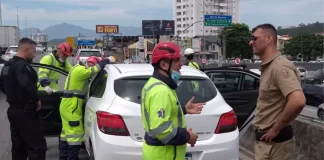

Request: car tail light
left=76, top=56, right=80, bottom=60
left=215, top=110, right=237, bottom=134
left=96, top=111, right=130, bottom=136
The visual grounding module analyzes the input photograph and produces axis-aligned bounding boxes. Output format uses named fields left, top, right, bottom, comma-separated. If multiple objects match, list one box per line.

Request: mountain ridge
left=20, top=23, right=141, bottom=40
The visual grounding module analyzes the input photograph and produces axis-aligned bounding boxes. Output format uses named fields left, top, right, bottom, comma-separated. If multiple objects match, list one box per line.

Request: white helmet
left=183, top=48, right=195, bottom=55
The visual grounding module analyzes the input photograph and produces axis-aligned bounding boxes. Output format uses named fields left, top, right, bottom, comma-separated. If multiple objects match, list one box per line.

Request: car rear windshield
left=114, top=77, right=217, bottom=106
left=79, top=51, right=101, bottom=57
left=7, top=47, right=18, bottom=52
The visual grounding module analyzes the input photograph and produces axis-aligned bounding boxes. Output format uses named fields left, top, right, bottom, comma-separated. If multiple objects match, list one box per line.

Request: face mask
left=171, top=70, right=181, bottom=83
left=58, top=58, right=64, bottom=63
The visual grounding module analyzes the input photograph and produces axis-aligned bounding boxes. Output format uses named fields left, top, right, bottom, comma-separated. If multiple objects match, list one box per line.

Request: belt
left=61, top=92, right=86, bottom=99
left=255, top=125, right=294, bottom=143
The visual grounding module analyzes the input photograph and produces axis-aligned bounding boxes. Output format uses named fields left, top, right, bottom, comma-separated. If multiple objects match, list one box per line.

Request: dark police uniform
left=0, top=56, right=47, bottom=160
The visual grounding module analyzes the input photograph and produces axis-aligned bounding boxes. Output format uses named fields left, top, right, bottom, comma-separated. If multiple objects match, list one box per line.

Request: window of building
left=177, top=12, right=181, bottom=15
left=177, top=18, right=181, bottom=22
left=177, top=0, right=181, bottom=3
left=177, top=6, right=181, bottom=9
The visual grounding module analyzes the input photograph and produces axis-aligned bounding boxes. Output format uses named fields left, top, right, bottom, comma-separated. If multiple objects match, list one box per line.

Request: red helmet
left=57, top=42, right=73, bottom=56
left=86, top=56, right=100, bottom=65
left=151, top=41, right=181, bottom=64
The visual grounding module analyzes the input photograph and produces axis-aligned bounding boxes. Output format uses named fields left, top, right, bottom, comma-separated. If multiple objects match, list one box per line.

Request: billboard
left=96, top=25, right=119, bottom=33
left=192, top=38, right=202, bottom=52
left=142, top=20, right=175, bottom=35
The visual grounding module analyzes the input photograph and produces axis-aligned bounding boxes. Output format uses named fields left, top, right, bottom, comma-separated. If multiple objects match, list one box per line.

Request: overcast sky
left=1, top=0, right=323, bottom=30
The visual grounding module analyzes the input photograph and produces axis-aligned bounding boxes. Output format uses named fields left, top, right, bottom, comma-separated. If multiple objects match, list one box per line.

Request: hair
left=18, top=38, right=37, bottom=49
left=252, top=23, right=277, bottom=44
left=186, top=54, right=194, bottom=60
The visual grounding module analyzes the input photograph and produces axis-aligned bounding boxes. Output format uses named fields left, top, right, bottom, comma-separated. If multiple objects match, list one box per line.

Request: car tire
left=318, top=109, right=324, bottom=120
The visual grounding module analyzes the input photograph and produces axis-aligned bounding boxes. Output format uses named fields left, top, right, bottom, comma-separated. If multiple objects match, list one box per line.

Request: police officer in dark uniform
left=0, top=38, right=47, bottom=160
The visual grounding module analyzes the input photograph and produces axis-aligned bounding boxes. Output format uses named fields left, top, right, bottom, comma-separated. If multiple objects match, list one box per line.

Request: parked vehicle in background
left=72, top=48, right=104, bottom=65
left=1, top=45, right=18, bottom=61
left=302, top=84, right=324, bottom=107
left=0, top=26, right=20, bottom=48
left=302, top=68, right=324, bottom=84
left=317, top=103, right=324, bottom=120
left=242, top=59, right=252, bottom=63
left=296, top=66, right=307, bottom=78
left=254, top=59, right=262, bottom=63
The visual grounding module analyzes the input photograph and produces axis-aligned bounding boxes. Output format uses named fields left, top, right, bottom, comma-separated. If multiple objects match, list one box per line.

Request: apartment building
left=173, top=0, right=240, bottom=40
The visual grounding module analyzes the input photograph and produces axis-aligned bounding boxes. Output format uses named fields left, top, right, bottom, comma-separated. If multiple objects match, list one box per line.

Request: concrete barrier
left=239, top=117, right=324, bottom=160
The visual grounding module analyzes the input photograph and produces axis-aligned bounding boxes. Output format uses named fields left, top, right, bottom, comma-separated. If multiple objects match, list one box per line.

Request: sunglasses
left=251, top=35, right=270, bottom=41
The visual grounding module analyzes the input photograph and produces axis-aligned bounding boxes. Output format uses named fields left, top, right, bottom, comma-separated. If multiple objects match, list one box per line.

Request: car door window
left=89, top=70, right=108, bottom=98
left=207, top=72, right=241, bottom=93
left=243, top=74, right=259, bottom=90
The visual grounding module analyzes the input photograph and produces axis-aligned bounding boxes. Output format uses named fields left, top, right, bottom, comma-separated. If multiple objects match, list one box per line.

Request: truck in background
left=0, top=26, right=20, bottom=48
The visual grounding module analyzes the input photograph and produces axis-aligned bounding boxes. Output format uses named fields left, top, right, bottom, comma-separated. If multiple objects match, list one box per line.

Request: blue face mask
left=171, top=71, right=181, bottom=83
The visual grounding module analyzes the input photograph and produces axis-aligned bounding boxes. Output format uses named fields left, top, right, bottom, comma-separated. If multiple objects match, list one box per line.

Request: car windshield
left=312, top=69, right=324, bottom=77
left=114, top=77, right=217, bottom=107
left=7, top=47, right=18, bottom=53
left=79, top=51, right=101, bottom=57
left=298, top=68, right=306, bottom=72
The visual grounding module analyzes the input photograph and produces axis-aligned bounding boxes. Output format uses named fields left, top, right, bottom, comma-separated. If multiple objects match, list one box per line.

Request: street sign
left=77, top=37, right=95, bottom=46
left=137, top=37, right=145, bottom=49
left=204, top=15, right=232, bottom=27
left=234, top=58, right=241, bottom=64
left=202, top=58, right=207, bottom=64
left=66, top=37, right=75, bottom=47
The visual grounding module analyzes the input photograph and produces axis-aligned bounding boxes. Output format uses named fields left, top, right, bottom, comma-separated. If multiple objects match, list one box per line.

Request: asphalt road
left=0, top=53, right=321, bottom=159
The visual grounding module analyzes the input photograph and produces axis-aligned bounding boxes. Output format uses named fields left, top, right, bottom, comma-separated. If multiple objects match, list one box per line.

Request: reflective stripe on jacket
left=141, top=77, right=187, bottom=160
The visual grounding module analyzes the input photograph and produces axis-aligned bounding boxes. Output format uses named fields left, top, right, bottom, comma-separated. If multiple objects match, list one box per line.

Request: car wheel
left=89, top=141, right=95, bottom=160
left=314, top=98, right=322, bottom=107
left=318, top=109, right=324, bottom=120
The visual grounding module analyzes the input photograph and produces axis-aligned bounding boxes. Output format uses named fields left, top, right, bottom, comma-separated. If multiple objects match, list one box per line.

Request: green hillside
left=277, top=21, right=324, bottom=37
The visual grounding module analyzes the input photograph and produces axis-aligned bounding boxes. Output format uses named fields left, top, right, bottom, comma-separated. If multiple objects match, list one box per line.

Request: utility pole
left=300, top=34, right=303, bottom=62
left=0, top=0, right=2, bottom=26
left=202, top=0, right=206, bottom=54
left=24, top=17, right=28, bottom=37
left=16, top=7, right=19, bottom=29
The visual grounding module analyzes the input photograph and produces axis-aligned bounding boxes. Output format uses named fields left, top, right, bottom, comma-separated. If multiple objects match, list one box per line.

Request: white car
left=31, top=63, right=258, bottom=160
left=73, top=49, right=104, bottom=65
left=318, top=103, right=324, bottom=120
left=1, top=45, right=18, bottom=61
left=296, top=66, right=307, bottom=78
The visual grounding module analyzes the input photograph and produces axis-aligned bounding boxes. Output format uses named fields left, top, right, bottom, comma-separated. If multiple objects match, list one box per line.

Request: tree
left=218, top=23, right=253, bottom=59
left=277, top=22, right=324, bottom=37
left=283, top=34, right=324, bottom=60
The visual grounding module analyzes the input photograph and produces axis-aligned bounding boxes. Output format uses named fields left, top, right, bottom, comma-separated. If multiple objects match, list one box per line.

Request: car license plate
left=185, top=153, right=192, bottom=160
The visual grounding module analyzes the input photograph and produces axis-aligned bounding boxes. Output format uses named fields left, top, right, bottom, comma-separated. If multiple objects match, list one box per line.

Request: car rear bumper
left=91, top=128, right=239, bottom=160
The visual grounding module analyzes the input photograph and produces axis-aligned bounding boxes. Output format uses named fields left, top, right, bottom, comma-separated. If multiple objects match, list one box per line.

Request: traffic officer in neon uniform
left=38, top=42, right=73, bottom=95
left=141, top=41, right=205, bottom=160
left=59, top=55, right=115, bottom=160
left=183, top=48, right=200, bottom=69
left=183, top=48, right=200, bottom=91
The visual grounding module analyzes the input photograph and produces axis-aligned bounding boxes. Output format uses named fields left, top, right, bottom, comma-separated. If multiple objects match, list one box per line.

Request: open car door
left=30, top=63, right=68, bottom=136
left=201, top=66, right=260, bottom=136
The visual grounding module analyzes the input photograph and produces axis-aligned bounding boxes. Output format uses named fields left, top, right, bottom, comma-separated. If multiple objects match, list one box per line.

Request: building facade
left=173, top=0, right=240, bottom=40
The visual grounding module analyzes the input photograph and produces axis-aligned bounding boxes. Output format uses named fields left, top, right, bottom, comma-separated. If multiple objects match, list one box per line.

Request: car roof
left=8, top=45, right=18, bottom=48
left=79, top=49, right=100, bottom=51
left=107, top=64, right=208, bottom=78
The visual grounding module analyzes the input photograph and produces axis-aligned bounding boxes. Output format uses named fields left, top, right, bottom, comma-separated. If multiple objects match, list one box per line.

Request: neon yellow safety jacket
left=38, top=53, right=72, bottom=90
